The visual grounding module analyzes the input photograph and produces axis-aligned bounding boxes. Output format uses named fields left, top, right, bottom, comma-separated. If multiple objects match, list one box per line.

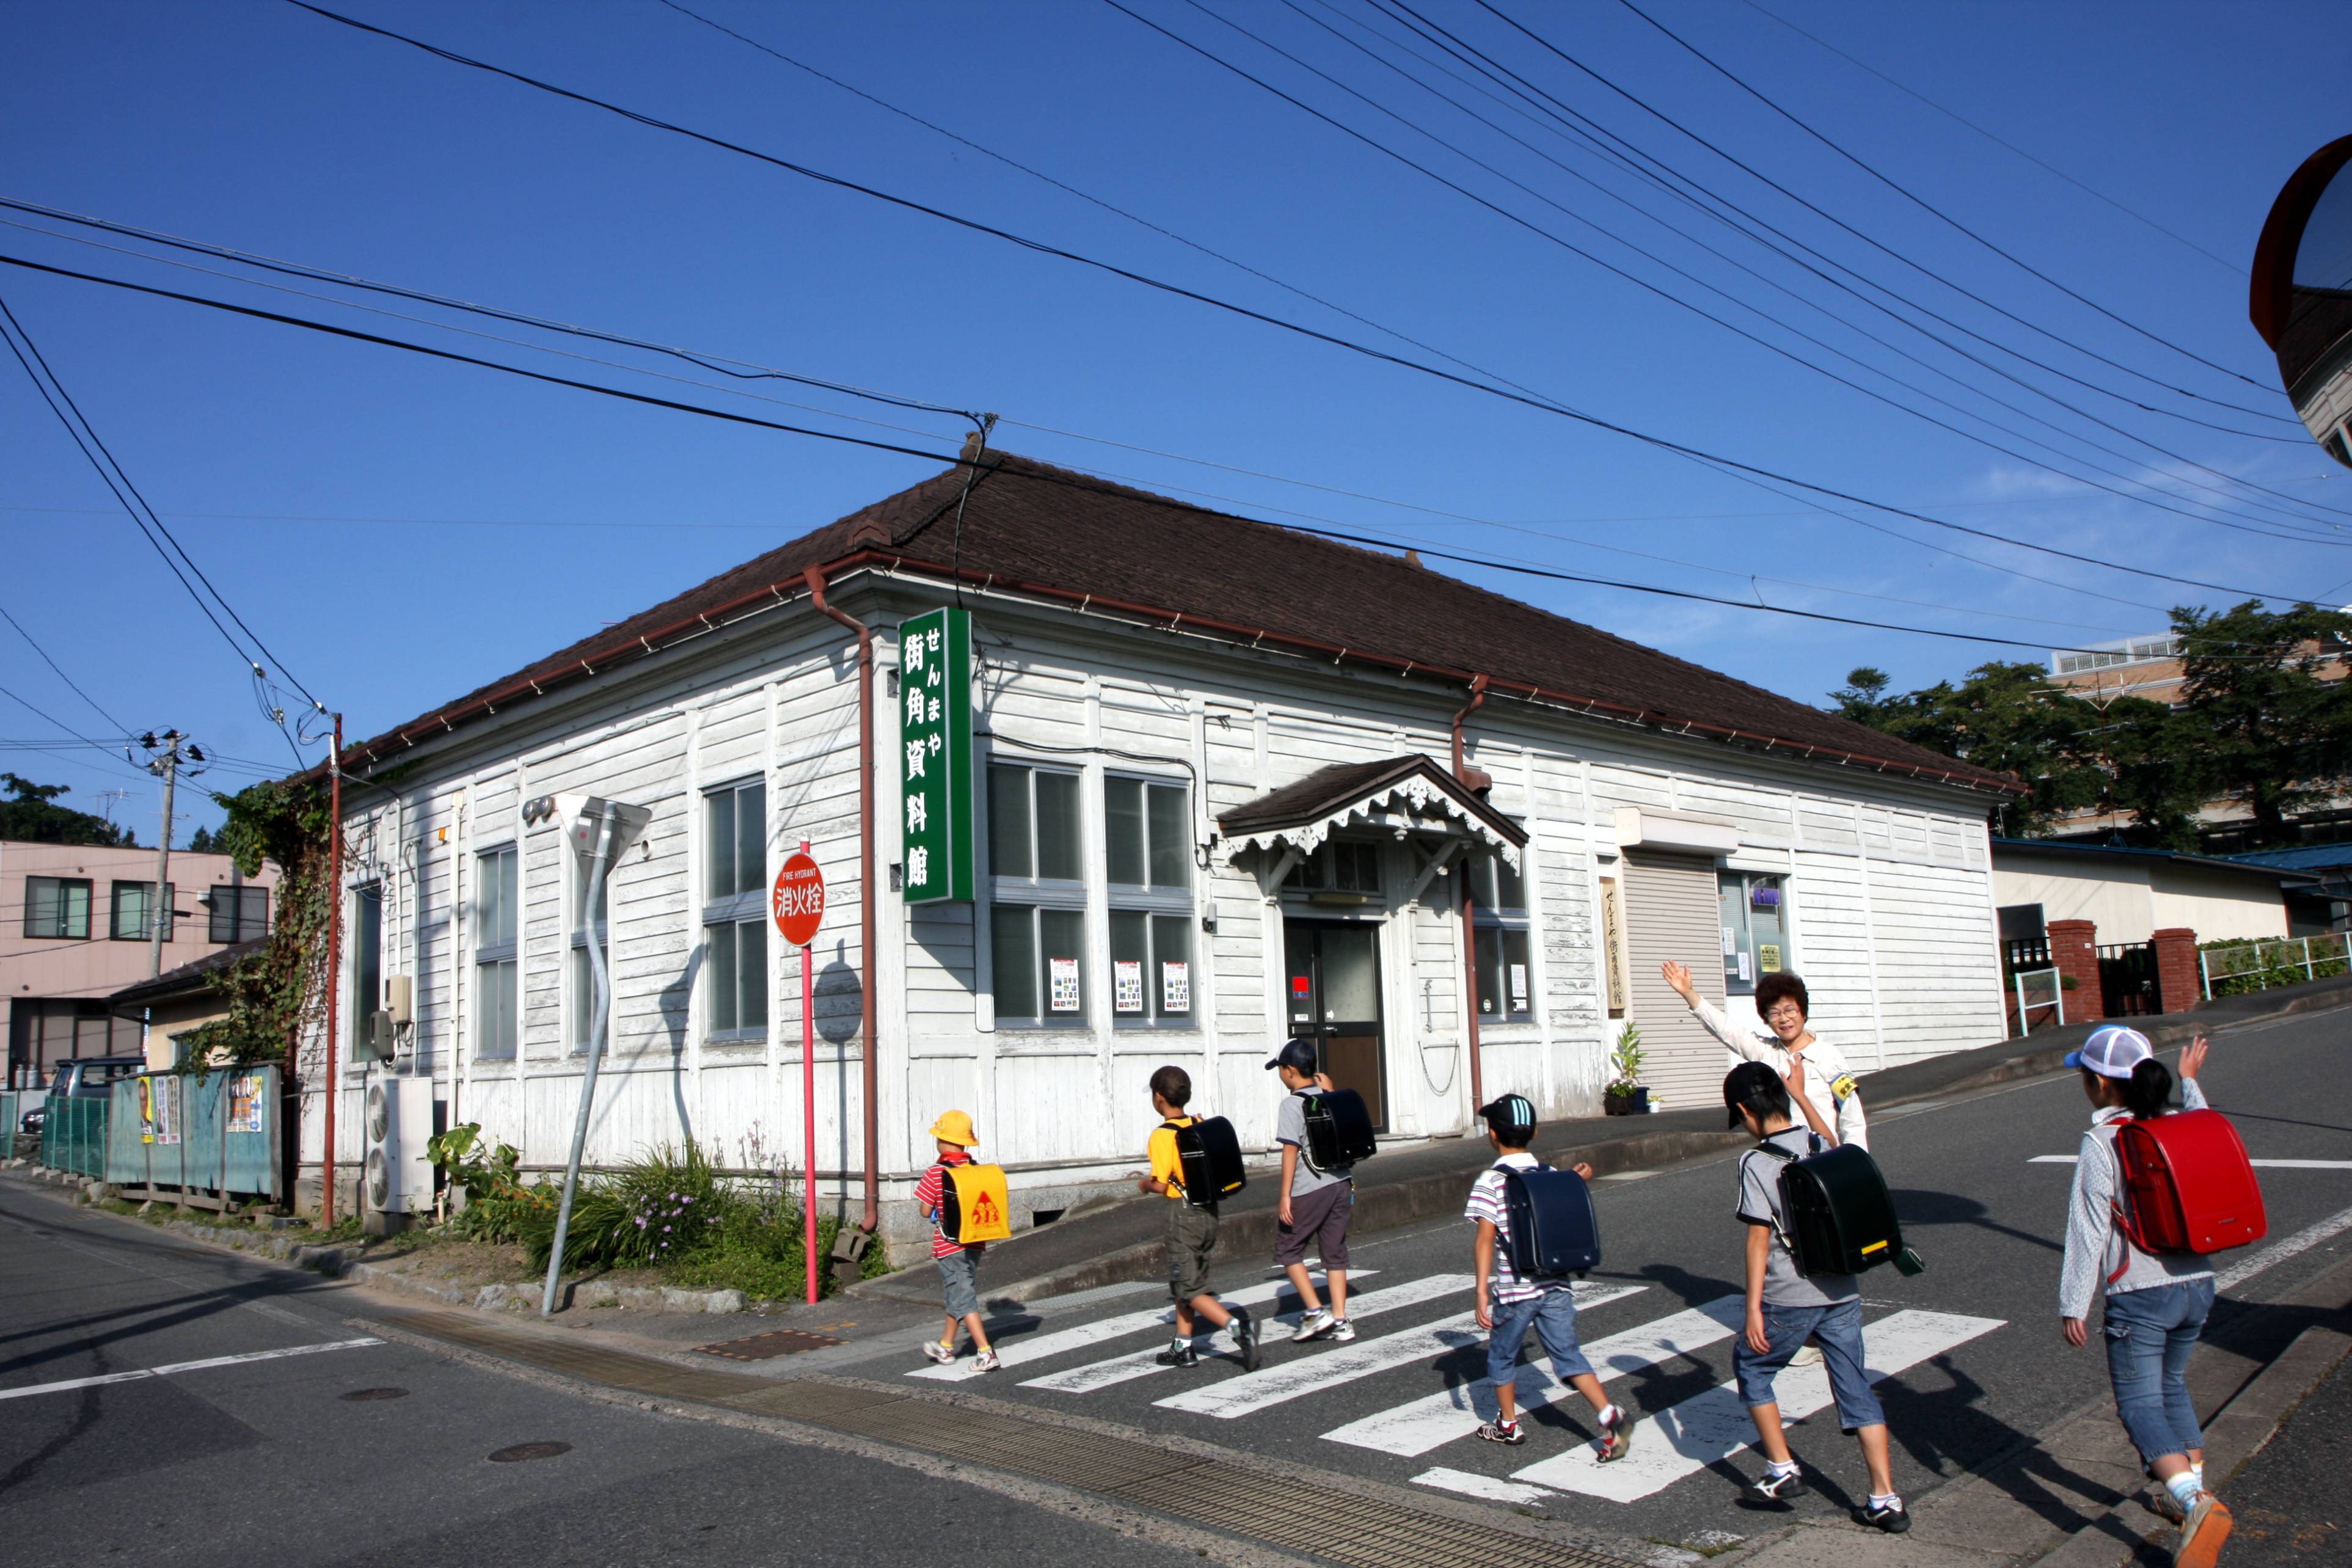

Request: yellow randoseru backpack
left=941, top=1162, right=1012, bottom=1244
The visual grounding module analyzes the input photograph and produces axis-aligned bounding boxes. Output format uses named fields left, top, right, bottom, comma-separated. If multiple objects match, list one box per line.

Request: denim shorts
left=1486, top=1287, right=1594, bottom=1387
left=936, top=1248, right=981, bottom=1318
left=2103, top=1277, right=2215, bottom=1466
left=1732, top=1297, right=1884, bottom=1432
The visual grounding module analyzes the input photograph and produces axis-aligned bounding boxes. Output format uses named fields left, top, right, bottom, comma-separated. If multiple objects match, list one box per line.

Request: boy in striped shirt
left=915, top=1110, right=999, bottom=1371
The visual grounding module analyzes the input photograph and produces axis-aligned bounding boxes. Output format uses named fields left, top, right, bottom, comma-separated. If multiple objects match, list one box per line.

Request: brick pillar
left=2047, top=918, right=2105, bottom=1024
left=2152, top=928, right=2201, bottom=1015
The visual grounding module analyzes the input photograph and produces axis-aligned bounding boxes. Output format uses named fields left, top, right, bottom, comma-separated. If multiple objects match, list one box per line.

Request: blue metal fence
left=42, top=1096, right=109, bottom=1178
left=101, top=1067, right=282, bottom=1208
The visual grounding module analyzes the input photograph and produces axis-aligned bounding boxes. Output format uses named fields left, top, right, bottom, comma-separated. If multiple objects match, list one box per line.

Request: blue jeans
left=1733, top=1298, right=1884, bottom=1433
left=1487, top=1288, right=1593, bottom=1387
left=2103, top=1277, right=2213, bottom=1467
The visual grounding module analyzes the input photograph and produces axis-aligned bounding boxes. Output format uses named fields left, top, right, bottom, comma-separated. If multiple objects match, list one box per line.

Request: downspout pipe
left=804, top=566, right=880, bottom=1234
left=1449, top=676, right=1490, bottom=1116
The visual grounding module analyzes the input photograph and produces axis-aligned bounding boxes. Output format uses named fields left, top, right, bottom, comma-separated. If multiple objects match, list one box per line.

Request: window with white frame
left=474, top=845, right=519, bottom=1060
left=1718, top=870, right=1789, bottom=997
left=703, top=778, right=769, bottom=1038
left=1467, top=850, right=1532, bottom=1022
left=988, top=762, right=1086, bottom=1024
left=568, top=857, right=610, bottom=1054
left=1105, top=775, right=1192, bottom=1023
left=111, top=880, right=174, bottom=943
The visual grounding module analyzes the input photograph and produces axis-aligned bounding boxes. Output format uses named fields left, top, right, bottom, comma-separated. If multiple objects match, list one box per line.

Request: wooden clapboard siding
left=1620, top=848, right=1726, bottom=1115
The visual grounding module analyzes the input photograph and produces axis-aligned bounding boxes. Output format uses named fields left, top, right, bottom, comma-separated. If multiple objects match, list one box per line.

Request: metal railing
left=2002, top=936, right=2053, bottom=974
left=2200, top=934, right=2351, bottom=997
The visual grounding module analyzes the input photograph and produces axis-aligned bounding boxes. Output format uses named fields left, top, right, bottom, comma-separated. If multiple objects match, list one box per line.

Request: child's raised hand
left=1571, top=1162, right=1595, bottom=1180
left=2180, top=1034, right=2210, bottom=1082
left=1661, top=960, right=1696, bottom=1002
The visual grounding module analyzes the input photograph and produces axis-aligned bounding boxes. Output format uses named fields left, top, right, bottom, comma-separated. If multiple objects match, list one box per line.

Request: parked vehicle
left=38, top=1056, right=146, bottom=1133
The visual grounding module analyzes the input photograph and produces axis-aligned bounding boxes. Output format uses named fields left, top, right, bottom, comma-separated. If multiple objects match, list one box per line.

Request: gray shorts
left=1274, top=1180, right=1353, bottom=1269
left=1164, top=1198, right=1219, bottom=1302
left=936, top=1248, right=981, bottom=1318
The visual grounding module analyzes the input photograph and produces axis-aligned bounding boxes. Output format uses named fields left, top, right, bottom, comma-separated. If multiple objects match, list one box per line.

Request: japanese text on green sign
left=899, top=607, right=974, bottom=903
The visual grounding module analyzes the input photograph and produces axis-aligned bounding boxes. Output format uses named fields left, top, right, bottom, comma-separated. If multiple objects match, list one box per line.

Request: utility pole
left=323, top=713, right=343, bottom=1228
left=136, top=731, right=205, bottom=977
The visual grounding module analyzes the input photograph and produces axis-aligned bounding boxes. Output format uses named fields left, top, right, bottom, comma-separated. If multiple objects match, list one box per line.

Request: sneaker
left=1852, top=1499, right=1910, bottom=1533
left=1789, top=1341, right=1824, bottom=1369
left=1231, top=1308, right=1261, bottom=1373
left=972, top=1349, right=1001, bottom=1373
left=2175, top=1493, right=2233, bottom=1568
left=1595, top=1406, right=1634, bottom=1463
left=2146, top=1479, right=2188, bottom=1526
left=1154, top=1341, right=1200, bottom=1369
left=919, top=1340, right=956, bottom=1365
left=1475, top=1418, right=1527, bottom=1445
left=1328, top=1319, right=1357, bottom=1343
left=1746, top=1468, right=1805, bottom=1504
left=1292, top=1308, right=1336, bottom=1343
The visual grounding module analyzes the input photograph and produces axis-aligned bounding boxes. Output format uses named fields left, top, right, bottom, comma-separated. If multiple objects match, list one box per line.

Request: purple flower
left=662, top=1224, right=671, bottom=1232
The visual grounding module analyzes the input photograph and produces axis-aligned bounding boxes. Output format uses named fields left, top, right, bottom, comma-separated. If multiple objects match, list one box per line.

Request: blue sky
left=2, top=0, right=2347, bottom=841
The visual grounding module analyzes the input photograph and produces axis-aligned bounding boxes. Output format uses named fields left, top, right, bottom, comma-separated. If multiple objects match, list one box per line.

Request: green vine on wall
left=176, top=777, right=340, bottom=1073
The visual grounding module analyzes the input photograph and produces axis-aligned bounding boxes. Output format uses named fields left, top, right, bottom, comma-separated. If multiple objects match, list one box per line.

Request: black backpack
left=1299, top=1088, right=1377, bottom=1171
left=1753, top=1136, right=1922, bottom=1278
left=1496, top=1161, right=1602, bottom=1279
left=1167, top=1116, right=1246, bottom=1208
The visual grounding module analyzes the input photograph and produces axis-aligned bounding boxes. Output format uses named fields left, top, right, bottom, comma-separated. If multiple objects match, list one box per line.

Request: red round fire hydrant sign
left=772, top=853, right=825, bottom=946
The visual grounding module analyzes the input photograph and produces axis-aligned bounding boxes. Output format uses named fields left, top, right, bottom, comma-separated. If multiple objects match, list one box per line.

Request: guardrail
left=2201, top=934, right=2352, bottom=998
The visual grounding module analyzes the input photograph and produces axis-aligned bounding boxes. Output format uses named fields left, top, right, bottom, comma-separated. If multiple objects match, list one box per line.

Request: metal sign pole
left=542, top=806, right=618, bottom=1318
left=803, top=925, right=817, bottom=1303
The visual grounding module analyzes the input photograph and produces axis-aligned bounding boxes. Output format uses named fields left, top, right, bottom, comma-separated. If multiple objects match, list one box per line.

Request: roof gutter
left=803, top=565, right=881, bottom=1239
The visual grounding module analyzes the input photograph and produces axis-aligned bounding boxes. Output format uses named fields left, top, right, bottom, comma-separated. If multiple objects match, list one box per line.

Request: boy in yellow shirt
left=1137, top=1065, right=1260, bottom=1371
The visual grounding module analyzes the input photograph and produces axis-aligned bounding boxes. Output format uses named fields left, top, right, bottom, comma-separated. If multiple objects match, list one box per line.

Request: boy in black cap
left=1464, top=1092, right=1632, bottom=1457
left=1268, top=1038, right=1351, bottom=1341
left=1725, top=1062, right=1908, bottom=1532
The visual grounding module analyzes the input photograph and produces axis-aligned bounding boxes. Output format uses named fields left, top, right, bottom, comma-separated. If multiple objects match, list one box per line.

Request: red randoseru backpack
left=2112, top=1108, right=2268, bottom=1272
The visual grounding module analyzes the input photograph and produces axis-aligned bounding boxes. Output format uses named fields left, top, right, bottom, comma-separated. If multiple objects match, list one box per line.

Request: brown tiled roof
left=1219, top=756, right=1528, bottom=845
left=348, top=453, right=2017, bottom=794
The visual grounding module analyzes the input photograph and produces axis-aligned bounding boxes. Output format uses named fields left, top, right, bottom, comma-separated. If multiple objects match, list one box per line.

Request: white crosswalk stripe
left=1322, top=1294, right=1747, bottom=1457
left=1483, top=1309, right=2004, bottom=1504
left=1155, top=1282, right=1645, bottom=1420
left=910, top=1269, right=1373, bottom=1382
left=1021, top=1272, right=1461, bottom=1395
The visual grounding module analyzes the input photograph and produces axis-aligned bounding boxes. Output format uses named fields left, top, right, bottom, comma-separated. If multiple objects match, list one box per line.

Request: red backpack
left=2111, top=1109, right=2267, bottom=1271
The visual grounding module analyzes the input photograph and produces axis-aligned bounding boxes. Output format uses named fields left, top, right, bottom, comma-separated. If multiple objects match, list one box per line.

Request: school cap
left=1723, top=1061, right=1783, bottom=1128
left=1480, top=1093, right=1537, bottom=1136
left=927, top=1109, right=979, bottom=1147
left=2066, top=1025, right=2154, bottom=1080
left=1265, top=1038, right=1318, bottom=1074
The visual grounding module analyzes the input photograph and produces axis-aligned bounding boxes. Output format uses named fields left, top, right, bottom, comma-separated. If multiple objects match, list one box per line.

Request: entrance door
left=1283, top=921, right=1387, bottom=1130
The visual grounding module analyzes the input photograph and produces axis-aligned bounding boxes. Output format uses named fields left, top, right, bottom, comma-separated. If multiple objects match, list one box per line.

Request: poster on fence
left=227, top=1074, right=263, bottom=1134
left=139, top=1076, right=180, bottom=1145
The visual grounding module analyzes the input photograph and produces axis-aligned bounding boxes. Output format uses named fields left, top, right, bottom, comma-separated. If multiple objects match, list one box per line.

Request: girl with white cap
left=2058, top=1025, right=2229, bottom=1568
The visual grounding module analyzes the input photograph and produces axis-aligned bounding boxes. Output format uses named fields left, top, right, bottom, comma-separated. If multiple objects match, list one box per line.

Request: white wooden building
left=308, top=451, right=2017, bottom=1255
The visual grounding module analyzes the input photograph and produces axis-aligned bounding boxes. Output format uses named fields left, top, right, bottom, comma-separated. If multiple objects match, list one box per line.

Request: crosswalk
left=905, top=1269, right=2009, bottom=1511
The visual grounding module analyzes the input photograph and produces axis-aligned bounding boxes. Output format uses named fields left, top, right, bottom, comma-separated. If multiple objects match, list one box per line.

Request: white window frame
left=1104, top=771, right=1195, bottom=1029
left=1717, top=868, right=1792, bottom=998
left=701, top=776, right=770, bottom=1043
left=1467, top=849, right=1533, bottom=1024
left=473, top=844, right=519, bottom=1062
left=988, top=762, right=1088, bottom=1028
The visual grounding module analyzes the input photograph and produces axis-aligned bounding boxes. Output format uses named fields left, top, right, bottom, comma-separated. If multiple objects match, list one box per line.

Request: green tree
left=2172, top=600, right=2352, bottom=847
left=0, top=774, right=135, bottom=846
left=188, top=824, right=219, bottom=853
left=1830, top=662, right=2114, bottom=836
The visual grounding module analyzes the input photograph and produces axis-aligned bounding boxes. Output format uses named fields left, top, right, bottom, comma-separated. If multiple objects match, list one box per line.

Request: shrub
left=2199, top=935, right=2349, bottom=997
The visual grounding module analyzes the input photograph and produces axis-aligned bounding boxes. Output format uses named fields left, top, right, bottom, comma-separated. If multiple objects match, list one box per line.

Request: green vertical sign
left=899, top=606, right=974, bottom=903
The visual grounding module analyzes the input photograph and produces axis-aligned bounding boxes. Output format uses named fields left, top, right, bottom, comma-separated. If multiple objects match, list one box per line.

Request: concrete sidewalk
left=861, top=974, right=2352, bottom=1307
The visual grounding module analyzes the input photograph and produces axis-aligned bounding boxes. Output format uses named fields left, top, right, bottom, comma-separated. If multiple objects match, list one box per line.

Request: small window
left=111, top=881, right=175, bottom=943
left=1718, top=870, right=1788, bottom=997
left=351, top=883, right=383, bottom=1046
left=475, top=846, right=519, bottom=1060
left=1111, top=910, right=1193, bottom=1022
left=989, top=764, right=1082, bottom=883
left=1105, top=776, right=1190, bottom=890
left=1465, top=850, right=1525, bottom=912
left=206, top=884, right=267, bottom=944
left=1467, top=849, right=1533, bottom=1022
left=992, top=904, right=1086, bottom=1023
left=23, top=877, right=91, bottom=940
left=569, top=861, right=610, bottom=1053
left=705, top=777, right=767, bottom=901
left=702, top=779, right=770, bottom=1040
left=1285, top=841, right=1382, bottom=894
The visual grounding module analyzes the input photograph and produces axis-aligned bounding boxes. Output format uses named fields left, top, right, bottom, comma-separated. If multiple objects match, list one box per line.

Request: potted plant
left=1602, top=1022, right=1649, bottom=1116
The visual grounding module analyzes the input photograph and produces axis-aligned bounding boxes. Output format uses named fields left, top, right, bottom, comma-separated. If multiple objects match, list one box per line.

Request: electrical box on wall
left=384, top=974, right=414, bottom=1025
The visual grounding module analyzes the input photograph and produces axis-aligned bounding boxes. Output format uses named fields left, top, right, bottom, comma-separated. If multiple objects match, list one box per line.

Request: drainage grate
left=695, top=1329, right=845, bottom=1361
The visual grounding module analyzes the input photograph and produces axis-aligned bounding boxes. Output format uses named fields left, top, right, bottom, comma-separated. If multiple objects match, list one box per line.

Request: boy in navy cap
left=1267, top=1038, right=1351, bottom=1341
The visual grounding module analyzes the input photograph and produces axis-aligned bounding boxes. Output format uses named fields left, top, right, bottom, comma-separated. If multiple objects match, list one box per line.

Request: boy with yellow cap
left=915, top=1110, right=999, bottom=1371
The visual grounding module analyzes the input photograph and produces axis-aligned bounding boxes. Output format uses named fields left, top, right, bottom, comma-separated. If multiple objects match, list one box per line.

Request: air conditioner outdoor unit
left=363, top=1076, right=436, bottom=1215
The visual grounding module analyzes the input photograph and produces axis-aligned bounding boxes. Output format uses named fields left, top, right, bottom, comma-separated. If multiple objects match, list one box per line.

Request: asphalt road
left=806, top=1004, right=2352, bottom=1557
left=0, top=1186, right=1203, bottom=1568
left=2220, top=1345, right=2351, bottom=1565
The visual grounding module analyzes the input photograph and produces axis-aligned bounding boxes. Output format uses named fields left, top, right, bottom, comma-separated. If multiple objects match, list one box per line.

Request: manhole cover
left=693, top=1329, right=844, bottom=1361
left=340, top=1387, right=410, bottom=1402
left=487, top=1442, right=574, bottom=1463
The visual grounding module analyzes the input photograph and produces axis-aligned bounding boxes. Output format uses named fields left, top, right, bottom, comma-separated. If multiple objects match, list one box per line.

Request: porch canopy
left=1218, top=756, right=1528, bottom=885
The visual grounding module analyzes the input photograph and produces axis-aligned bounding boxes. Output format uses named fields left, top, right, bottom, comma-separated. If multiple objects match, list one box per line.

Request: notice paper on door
left=1161, top=960, right=1190, bottom=1014
left=1050, top=957, right=1082, bottom=1013
left=1113, top=960, right=1144, bottom=1013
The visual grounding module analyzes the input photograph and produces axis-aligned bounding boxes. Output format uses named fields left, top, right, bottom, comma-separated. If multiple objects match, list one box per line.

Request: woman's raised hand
left=1661, top=960, right=1698, bottom=1004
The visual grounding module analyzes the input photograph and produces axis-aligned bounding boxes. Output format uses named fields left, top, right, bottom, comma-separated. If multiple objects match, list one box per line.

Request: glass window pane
left=1105, top=777, right=1145, bottom=886
left=1035, top=772, right=1082, bottom=881
left=1718, top=873, right=1753, bottom=996
left=1495, top=851, right=1525, bottom=911
left=65, top=880, right=89, bottom=938
left=1475, top=926, right=1502, bottom=1016
left=1338, top=842, right=1380, bottom=895
left=736, top=781, right=765, bottom=900
left=992, top=904, right=1036, bottom=1019
left=1750, top=876, right=1787, bottom=977
left=988, top=764, right=1032, bottom=880
left=708, top=920, right=739, bottom=1032
left=737, top=917, right=768, bottom=1030
left=1109, top=910, right=1149, bottom=1015
left=479, top=958, right=517, bottom=1059
left=572, top=946, right=607, bottom=1049
left=210, top=883, right=235, bottom=943
left=1147, top=785, right=1189, bottom=889
left=1503, top=928, right=1532, bottom=1017
left=1040, top=908, right=1085, bottom=1015
left=115, top=883, right=146, bottom=941
left=352, top=886, right=382, bottom=1039
left=707, top=789, right=737, bottom=900
left=1153, top=914, right=1192, bottom=1017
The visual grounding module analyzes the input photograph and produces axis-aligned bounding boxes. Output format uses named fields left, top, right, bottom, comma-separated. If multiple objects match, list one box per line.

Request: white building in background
left=306, top=451, right=2017, bottom=1255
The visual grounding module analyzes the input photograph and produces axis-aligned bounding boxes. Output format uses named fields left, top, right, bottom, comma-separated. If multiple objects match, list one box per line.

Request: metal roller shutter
left=1621, top=848, right=1733, bottom=1115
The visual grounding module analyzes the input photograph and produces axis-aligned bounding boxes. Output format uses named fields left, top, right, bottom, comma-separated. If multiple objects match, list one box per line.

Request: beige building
left=4, top=840, right=277, bottom=1088
left=1991, top=837, right=2306, bottom=947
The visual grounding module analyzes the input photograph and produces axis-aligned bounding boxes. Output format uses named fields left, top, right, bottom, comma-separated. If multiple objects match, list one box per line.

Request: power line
left=1736, top=0, right=2239, bottom=274
left=0, top=601, right=134, bottom=735
left=2, top=246, right=2323, bottom=643
left=266, top=5, right=2319, bottom=601
left=0, top=682, right=137, bottom=769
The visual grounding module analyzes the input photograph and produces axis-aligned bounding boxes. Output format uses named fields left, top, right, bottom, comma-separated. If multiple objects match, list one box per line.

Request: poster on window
left=1508, top=963, right=1527, bottom=1012
left=1722, top=925, right=1738, bottom=956
left=1048, top=957, right=1081, bottom=1013
left=227, top=1073, right=265, bottom=1134
left=139, top=1076, right=179, bottom=1145
left=1113, top=959, right=1144, bottom=1014
left=1161, top=960, right=1190, bottom=1014
left=1736, top=950, right=1753, bottom=982
left=1757, top=943, right=1783, bottom=975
